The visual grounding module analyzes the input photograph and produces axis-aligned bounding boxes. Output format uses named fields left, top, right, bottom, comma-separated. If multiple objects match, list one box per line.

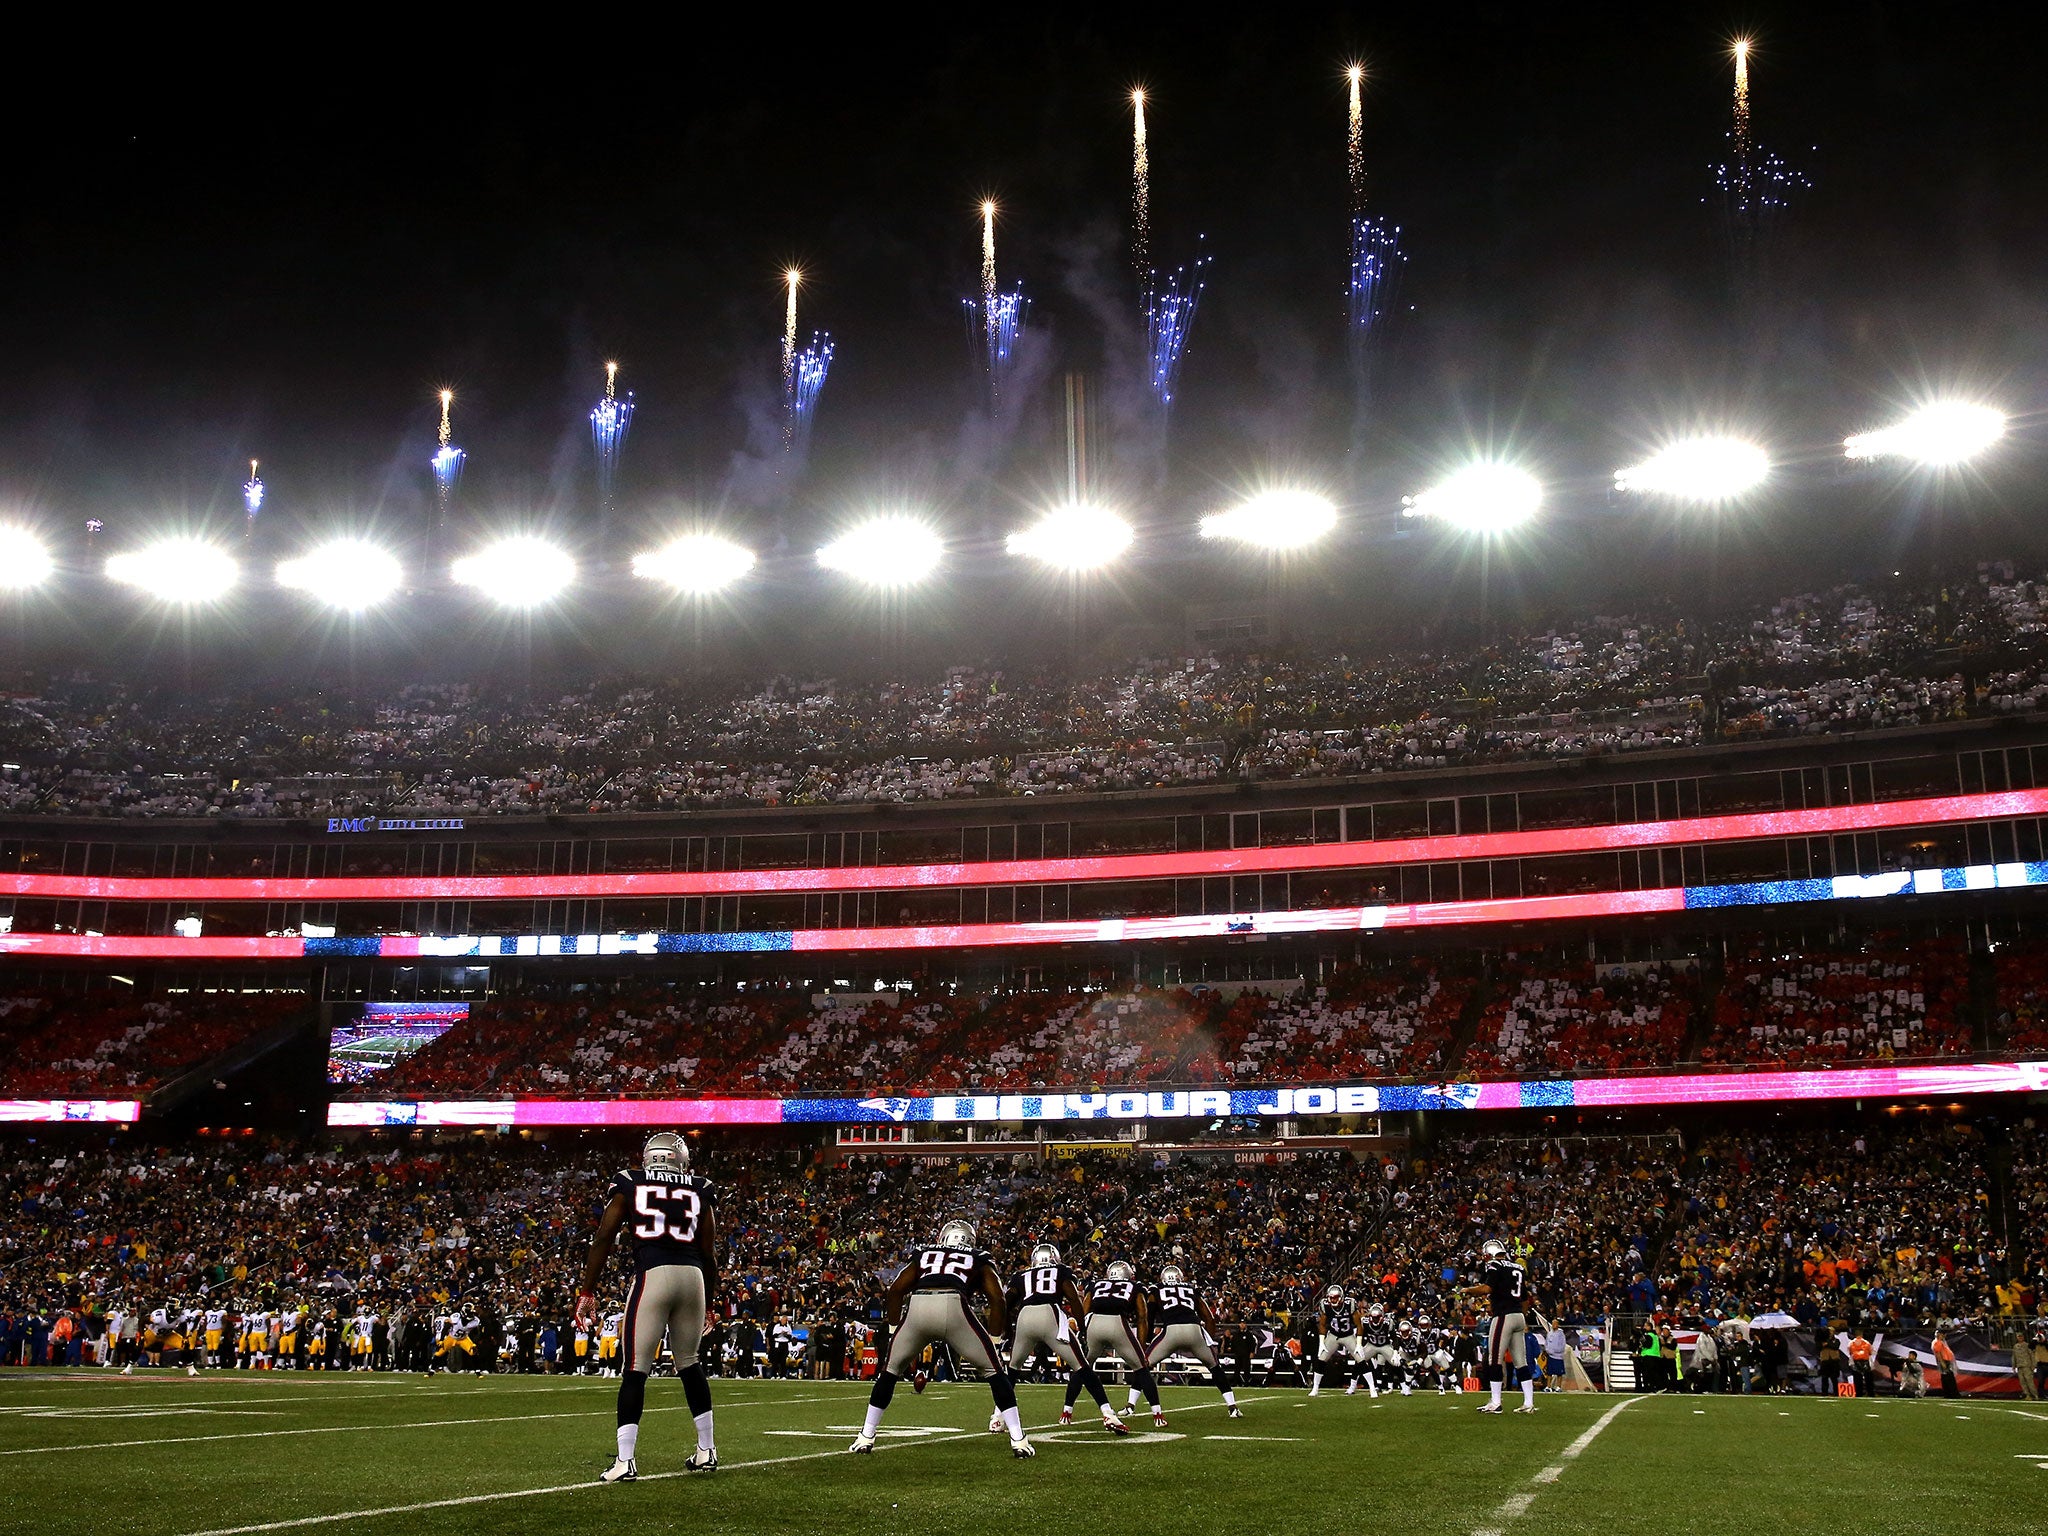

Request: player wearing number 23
left=580, top=1131, right=722, bottom=1482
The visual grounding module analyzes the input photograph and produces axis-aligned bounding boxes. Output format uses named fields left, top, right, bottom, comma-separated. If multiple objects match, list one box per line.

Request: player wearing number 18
left=579, top=1131, right=722, bottom=1482
left=852, top=1218, right=1034, bottom=1459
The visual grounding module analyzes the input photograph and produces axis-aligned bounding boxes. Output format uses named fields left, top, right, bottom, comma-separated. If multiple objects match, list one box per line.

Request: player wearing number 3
left=579, top=1131, right=722, bottom=1482
left=852, top=1218, right=1034, bottom=1459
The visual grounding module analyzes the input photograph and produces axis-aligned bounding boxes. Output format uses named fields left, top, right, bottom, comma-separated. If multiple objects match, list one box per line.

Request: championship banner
left=325, top=1058, right=2048, bottom=1127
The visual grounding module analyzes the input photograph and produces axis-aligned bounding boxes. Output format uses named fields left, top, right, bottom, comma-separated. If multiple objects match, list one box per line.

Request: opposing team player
left=852, top=1219, right=1032, bottom=1458
left=1462, top=1238, right=1536, bottom=1415
left=999, top=1241, right=1126, bottom=1434
left=1121, top=1263, right=1242, bottom=1419
left=1066, top=1260, right=1166, bottom=1427
left=579, top=1130, right=721, bottom=1481
left=1308, top=1284, right=1367, bottom=1397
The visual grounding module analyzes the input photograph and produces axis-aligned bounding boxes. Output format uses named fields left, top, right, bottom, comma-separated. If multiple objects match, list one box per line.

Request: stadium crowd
left=0, top=991, right=305, bottom=1098
left=2, top=1116, right=2040, bottom=1386
left=3, top=566, right=2045, bottom=819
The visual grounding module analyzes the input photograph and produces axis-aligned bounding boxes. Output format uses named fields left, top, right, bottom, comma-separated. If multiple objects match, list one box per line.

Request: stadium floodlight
left=816, top=515, right=943, bottom=587
left=1613, top=436, right=1771, bottom=502
left=275, top=539, right=404, bottom=611
left=1843, top=402, right=2007, bottom=466
left=105, top=538, right=239, bottom=603
left=1402, top=462, right=1542, bottom=533
left=450, top=535, right=576, bottom=607
left=0, top=527, right=53, bottom=591
left=1005, top=503, right=1134, bottom=571
left=1198, top=489, right=1338, bottom=550
left=631, top=533, right=758, bottom=595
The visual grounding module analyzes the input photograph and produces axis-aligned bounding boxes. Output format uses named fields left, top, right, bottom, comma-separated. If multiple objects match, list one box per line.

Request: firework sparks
left=242, top=459, right=264, bottom=530
left=1131, top=89, right=1150, bottom=295
left=590, top=361, right=635, bottom=512
left=1711, top=38, right=1808, bottom=264
left=966, top=201, right=1028, bottom=410
left=1147, top=247, right=1209, bottom=407
left=788, top=331, right=834, bottom=455
left=1349, top=216, right=1406, bottom=338
left=431, top=389, right=465, bottom=528
left=1346, top=65, right=1365, bottom=214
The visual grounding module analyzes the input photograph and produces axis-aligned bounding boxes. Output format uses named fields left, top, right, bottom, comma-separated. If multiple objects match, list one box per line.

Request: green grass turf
left=0, top=1372, right=2042, bottom=1536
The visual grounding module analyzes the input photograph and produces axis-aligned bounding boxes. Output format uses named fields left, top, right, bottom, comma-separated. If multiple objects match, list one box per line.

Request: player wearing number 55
left=577, top=1131, right=723, bottom=1482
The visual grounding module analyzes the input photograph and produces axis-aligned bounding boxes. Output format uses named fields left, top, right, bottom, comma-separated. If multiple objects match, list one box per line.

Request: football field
left=1, top=1373, right=2043, bottom=1536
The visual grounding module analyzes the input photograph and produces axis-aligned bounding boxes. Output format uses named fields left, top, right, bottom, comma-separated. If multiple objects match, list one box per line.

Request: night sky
left=3, top=6, right=2046, bottom=627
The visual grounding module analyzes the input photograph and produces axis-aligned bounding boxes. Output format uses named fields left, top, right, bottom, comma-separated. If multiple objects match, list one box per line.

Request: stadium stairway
left=1433, top=958, right=1498, bottom=1078
left=148, top=1004, right=321, bottom=1118
left=1677, top=953, right=1725, bottom=1064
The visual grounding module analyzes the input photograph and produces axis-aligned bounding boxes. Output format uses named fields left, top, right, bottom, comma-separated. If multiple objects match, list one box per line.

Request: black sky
left=4, top=4, right=2046, bottom=560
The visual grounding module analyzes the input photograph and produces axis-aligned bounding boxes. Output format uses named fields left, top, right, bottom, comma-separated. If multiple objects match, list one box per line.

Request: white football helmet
left=1367, top=1302, right=1385, bottom=1320
left=1325, top=1284, right=1347, bottom=1303
left=1480, top=1238, right=1508, bottom=1260
left=1160, top=1264, right=1186, bottom=1286
left=1029, top=1242, right=1061, bottom=1267
left=642, top=1131, right=689, bottom=1175
left=1106, top=1260, right=1135, bottom=1282
left=937, top=1219, right=977, bottom=1251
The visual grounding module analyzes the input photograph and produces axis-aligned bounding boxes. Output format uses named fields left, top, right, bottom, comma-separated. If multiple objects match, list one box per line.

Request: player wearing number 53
left=578, top=1131, right=723, bottom=1482
left=852, top=1218, right=1035, bottom=1459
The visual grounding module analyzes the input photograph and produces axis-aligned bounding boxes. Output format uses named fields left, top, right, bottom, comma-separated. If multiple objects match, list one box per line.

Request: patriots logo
left=858, top=1097, right=918, bottom=1123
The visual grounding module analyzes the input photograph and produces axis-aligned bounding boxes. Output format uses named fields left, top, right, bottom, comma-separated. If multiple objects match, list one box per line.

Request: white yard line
left=1470, top=1395, right=1646, bottom=1536
left=0, top=1395, right=840, bottom=1457
left=171, top=1391, right=1272, bottom=1534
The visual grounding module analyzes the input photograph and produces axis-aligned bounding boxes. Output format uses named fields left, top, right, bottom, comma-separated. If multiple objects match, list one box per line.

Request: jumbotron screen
left=326, top=1001, right=468, bottom=1086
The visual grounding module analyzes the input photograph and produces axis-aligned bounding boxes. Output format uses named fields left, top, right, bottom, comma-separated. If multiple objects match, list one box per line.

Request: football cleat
left=1513, top=1404, right=1538, bottom=1414
left=1010, top=1435, right=1036, bottom=1459
left=1102, top=1413, right=1130, bottom=1435
left=989, top=1410, right=1005, bottom=1434
left=911, top=1370, right=928, bottom=1393
left=849, top=1433, right=877, bottom=1454
left=1151, top=1412, right=1169, bottom=1429
left=685, top=1447, right=719, bottom=1471
left=597, top=1457, right=638, bottom=1483
left=1227, top=1406, right=1244, bottom=1419
left=1058, top=1407, right=1074, bottom=1426
left=1477, top=1404, right=1502, bottom=1414
left=187, top=1365, right=198, bottom=1377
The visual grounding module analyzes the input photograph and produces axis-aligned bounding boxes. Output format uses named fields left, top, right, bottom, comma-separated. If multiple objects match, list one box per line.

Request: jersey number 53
left=632, top=1184, right=701, bottom=1241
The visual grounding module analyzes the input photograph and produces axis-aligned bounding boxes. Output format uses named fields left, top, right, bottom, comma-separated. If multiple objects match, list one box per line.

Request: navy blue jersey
left=1153, top=1282, right=1202, bottom=1327
left=1480, top=1259, right=1527, bottom=1317
left=908, top=1246, right=996, bottom=1296
left=1320, top=1298, right=1356, bottom=1337
left=1359, top=1313, right=1394, bottom=1347
left=1087, top=1278, right=1142, bottom=1317
left=609, top=1167, right=715, bottom=1274
left=1007, top=1263, right=1077, bottom=1311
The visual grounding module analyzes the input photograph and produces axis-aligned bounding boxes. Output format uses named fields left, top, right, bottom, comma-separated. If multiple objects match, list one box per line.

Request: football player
left=1068, top=1260, right=1166, bottom=1428
left=1461, top=1238, right=1536, bottom=1414
left=853, top=1218, right=1032, bottom=1459
left=1308, top=1284, right=1366, bottom=1397
left=579, top=1130, right=722, bottom=1482
left=203, top=1303, right=226, bottom=1370
left=1358, top=1302, right=1402, bottom=1398
left=1122, top=1263, right=1242, bottom=1419
left=995, top=1241, right=1125, bottom=1434
left=1418, top=1314, right=1458, bottom=1394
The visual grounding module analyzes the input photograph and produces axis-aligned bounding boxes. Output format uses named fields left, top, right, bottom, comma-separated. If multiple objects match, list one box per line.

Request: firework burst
left=965, top=201, right=1028, bottom=411
left=1146, top=247, right=1209, bottom=407
left=788, top=331, right=834, bottom=455
left=431, top=389, right=464, bottom=532
left=242, top=459, right=264, bottom=534
left=589, top=361, right=635, bottom=512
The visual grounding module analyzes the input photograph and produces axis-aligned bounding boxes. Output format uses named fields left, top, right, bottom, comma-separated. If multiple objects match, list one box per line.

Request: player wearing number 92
left=579, top=1132, right=722, bottom=1482
left=852, top=1219, right=1035, bottom=1459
